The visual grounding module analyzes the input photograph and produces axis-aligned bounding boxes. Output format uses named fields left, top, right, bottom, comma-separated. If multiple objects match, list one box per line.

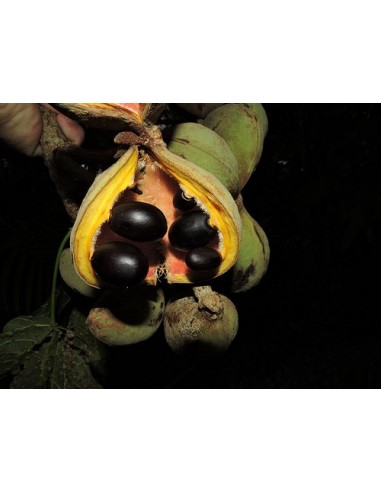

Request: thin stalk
left=50, top=229, right=71, bottom=325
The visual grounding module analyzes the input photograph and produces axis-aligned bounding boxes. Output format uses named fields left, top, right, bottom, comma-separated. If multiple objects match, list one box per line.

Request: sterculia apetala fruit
left=40, top=103, right=268, bottom=353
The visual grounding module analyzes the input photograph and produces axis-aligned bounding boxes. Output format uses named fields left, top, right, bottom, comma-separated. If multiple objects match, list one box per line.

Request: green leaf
left=52, top=341, right=103, bottom=389
left=67, top=307, right=105, bottom=362
left=65, top=306, right=107, bottom=385
left=31, top=303, right=50, bottom=318
left=0, top=311, right=103, bottom=389
left=11, top=333, right=102, bottom=389
left=0, top=315, right=54, bottom=375
left=10, top=330, right=62, bottom=388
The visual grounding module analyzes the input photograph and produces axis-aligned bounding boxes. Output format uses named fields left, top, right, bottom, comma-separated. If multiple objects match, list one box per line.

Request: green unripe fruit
left=59, top=248, right=97, bottom=297
left=86, top=286, right=165, bottom=346
left=175, top=103, right=225, bottom=118
left=203, top=103, right=268, bottom=190
left=230, top=205, right=270, bottom=293
left=167, top=122, right=240, bottom=197
left=241, top=103, right=269, bottom=135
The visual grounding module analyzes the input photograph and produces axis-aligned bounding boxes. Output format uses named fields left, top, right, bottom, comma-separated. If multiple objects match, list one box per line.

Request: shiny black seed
left=168, top=210, right=217, bottom=250
left=185, top=247, right=222, bottom=271
left=109, top=202, right=167, bottom=242
left=173, top=189, right=197, bottom=211
left=91, top=241, right=149, bottom=287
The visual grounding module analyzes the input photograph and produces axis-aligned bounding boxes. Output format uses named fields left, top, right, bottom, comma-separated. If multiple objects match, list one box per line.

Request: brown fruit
left=164, top=286, right=239, bottom=354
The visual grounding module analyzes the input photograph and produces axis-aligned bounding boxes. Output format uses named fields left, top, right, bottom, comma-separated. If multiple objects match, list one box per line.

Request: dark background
left=1, top=104, right=380, bottom=388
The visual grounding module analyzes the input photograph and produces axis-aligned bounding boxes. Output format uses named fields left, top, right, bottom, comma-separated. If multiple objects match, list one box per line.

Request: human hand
left=0, top=103, right=85, bottom=157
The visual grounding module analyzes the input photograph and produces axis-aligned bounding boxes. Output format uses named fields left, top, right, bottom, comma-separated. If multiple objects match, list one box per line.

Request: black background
left=1, top=104, right=380, bottom=388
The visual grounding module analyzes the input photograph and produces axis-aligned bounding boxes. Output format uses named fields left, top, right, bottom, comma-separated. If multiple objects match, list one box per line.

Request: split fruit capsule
left=70, top=144, right=242, bottom=288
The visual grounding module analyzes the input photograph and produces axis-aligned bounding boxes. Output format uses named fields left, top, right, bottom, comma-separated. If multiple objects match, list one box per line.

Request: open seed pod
left=71, top=141, right=241, bottom=288
left=39, top=104, right=242, bottom=290
left=45, top=104, right=242, bottom=290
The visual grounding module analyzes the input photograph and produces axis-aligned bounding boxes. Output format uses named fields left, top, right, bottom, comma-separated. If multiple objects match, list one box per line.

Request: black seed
left=168, top=210, right=217, bottom=250
left=173, top=189, right=197, bottom=211
left=91, top=241, right=149, bottom=287
left=109, top=202, right=167, bottom=242
left=185, top=247, right=222, bottom=271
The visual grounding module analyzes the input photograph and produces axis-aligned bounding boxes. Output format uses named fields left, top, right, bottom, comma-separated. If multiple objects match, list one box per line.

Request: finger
left=40, top=104, right=85, bottom=146
left=56, top=112, right=85, bottom=146
left=0, top=104, right=42, bottom=157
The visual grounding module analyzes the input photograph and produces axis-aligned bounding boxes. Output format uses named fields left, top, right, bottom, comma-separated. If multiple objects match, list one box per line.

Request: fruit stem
left=193, top=285, right=223, bottom=319
left=49, top=228, right=71, bottom=326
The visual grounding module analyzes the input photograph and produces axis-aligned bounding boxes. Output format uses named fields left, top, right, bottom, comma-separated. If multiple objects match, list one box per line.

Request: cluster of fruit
left=43, top=102, right=269, bottom=355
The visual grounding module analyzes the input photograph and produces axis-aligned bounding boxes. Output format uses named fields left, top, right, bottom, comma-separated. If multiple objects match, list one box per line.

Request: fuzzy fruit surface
left=86, top=286, right=165, bottom=346
left=203, top=104, right=268, bottom=190
left=164, top=286, right=239, bottom=355
left=167, top=122, right=240, bottom=197
left=230, top=205, right=270, bottom=293
left=59, top=249, right=98, bottom=298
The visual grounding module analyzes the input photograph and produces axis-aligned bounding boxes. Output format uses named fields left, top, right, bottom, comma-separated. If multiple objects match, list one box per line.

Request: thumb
left=56, top=112, right=85, bottom=146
